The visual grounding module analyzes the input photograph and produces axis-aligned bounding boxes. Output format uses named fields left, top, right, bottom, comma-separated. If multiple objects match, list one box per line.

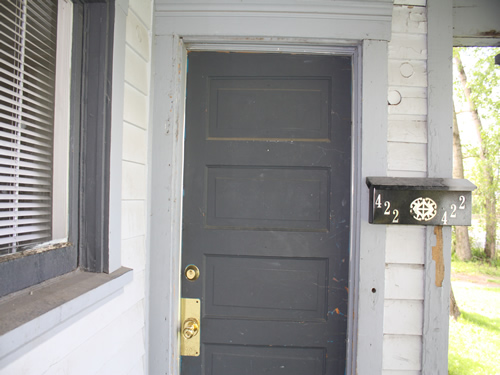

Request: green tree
left=453, top=47, right=500, bottom=259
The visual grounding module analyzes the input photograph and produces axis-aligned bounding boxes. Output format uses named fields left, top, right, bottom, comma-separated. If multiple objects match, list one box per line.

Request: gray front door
left=181, top=52, right=352, bottom=375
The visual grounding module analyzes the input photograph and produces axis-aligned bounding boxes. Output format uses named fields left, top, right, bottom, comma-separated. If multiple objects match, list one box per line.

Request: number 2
left=384, top=201, right=391, bottom=215
left=450, top=204, right=457, bottom=218
left=392, top=209, right=400, bottom=223
left=459, top=195, right=466, bottom=209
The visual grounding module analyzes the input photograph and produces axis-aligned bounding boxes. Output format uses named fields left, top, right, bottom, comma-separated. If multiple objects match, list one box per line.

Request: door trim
left=150, top=36, right=388, bottom=375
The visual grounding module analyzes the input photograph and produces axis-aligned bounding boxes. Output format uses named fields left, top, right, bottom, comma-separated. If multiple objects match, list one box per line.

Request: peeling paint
left=432, top=226, right=444, bottom=287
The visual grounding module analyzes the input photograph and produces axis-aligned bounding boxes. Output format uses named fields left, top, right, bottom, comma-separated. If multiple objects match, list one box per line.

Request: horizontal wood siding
left=0, top=1, right=153, bottom=374
left=118, top=1, right=153, bottom=373
left=384, top=3, right=427, bottom=374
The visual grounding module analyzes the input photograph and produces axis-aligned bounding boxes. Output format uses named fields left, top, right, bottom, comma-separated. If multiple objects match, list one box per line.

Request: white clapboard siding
left=130, top=0, right=153, bottom=29
left=385, top=264, right=425, bottom=300
left=122, top=161, right=148, bottom=200
left=125, top=47, right=150, bottom=95
left=388, top=87, right=427, bottom=116
left=388, top=142, right=427, bottom=172
left=386, top=226, right=426, bottom=264
left=126, top=11, right=150, bottom=60
left=127, top=357, right=146, bottom=375
left=124, top=83, right=149, bottom=130
left=122, top=200, right=147, bottom=239
left=384, top=6, right=427, bottom=373
left=122, top=235, right=147, bottom=270
left=384, top=299, right=424, bottom=335
left=123, top=122, right=148, bottom=164
left=383, top=335, right=423, bottom=371
left=388, top=118, right=427, bottom=144
left=387, top=170, right=427, bottom=178
left=95, top=328, right=146, bottom=375
left=41, top=302, right=145, bottom=375
left=388, top=60, right=427, bottom=87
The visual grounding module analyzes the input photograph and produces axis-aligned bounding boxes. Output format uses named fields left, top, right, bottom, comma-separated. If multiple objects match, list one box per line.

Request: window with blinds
left=0, top=1, right=58, bottom=255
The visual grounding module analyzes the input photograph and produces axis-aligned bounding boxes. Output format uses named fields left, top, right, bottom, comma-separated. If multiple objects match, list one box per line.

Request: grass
left=449, top=257, right=500, bottom=375
left=451, top=248, right=500, bottom=278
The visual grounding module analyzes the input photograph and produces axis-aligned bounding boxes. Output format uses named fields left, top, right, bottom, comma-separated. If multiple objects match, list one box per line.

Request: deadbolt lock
left=184, top=264, right=200, bottom=281
left=180, top=298, right=200, bottom=356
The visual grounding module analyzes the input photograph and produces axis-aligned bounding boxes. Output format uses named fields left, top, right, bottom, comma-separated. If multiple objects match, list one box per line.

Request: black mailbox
left=366, top=177, right=476, bottom=226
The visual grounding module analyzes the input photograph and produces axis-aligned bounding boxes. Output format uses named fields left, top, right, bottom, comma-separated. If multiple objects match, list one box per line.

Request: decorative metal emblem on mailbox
left=366, top=177, right=476, bottom=226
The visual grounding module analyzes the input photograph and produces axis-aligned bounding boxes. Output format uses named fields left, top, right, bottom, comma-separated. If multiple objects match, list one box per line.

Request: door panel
left=181, top=52, right=352, bottom=375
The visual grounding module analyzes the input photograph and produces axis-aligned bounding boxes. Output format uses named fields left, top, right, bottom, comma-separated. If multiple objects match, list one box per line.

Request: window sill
left=0, top=267, right=132, bottom=359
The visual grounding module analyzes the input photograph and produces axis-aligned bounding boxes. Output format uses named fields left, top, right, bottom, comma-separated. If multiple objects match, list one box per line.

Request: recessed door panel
left=181, top=52, right=352, bottom=375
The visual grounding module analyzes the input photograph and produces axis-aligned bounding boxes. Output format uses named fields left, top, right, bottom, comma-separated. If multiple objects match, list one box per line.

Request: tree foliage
left=453, top=47, right=500, bottom=259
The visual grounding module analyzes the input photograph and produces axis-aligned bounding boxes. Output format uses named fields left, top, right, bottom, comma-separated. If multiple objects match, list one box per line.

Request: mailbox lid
left=366, top=177, right=476, bottom=192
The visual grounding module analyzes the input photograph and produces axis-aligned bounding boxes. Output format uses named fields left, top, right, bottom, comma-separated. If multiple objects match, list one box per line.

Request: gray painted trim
left=423, top=0, right=453, bottom=373
left=150, top=36, right=390, bottom=375
left=354, top=39, right=388, bottom=375
left=149, top=34, right=186, bottom=375
left=77, top=0, right=114, bottom=273
left=154, top=3, right=392, bottom=42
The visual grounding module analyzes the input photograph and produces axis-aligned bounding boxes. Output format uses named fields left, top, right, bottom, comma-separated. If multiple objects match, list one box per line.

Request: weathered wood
left=392, top=4, right=427, bottom=34
left=422, top=2, right=453, bottom=371
left=388, top=142, right=427, bottom=172
left=388, top=119, right=427, bottom=144
left=389, top=34, right=427, bottom=60
left=453, top=0, right=500, bottom=47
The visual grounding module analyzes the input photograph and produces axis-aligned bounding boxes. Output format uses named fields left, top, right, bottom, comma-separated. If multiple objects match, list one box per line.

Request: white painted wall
left=384, top=3, right=428, bottom=374
left=0, top=1, right=153, bottom=374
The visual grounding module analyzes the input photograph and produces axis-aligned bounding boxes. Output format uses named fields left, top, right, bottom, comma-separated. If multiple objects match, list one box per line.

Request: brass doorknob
left=183, top=318, right=199, bottom=339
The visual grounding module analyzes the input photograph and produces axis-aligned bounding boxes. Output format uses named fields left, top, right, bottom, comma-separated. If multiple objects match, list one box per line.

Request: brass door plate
left=180, top=298, right=201, bottom=356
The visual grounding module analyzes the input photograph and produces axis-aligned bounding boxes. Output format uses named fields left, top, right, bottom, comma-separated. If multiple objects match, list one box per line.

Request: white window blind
left=0, top=0, right=58, bottom=255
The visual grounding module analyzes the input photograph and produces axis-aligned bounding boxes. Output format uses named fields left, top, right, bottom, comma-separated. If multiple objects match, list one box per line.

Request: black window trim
left=0, top=0, right=115, bottom=298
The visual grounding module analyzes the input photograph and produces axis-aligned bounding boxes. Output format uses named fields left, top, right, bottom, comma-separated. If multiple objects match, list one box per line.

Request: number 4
left=442, top=211, right=448, bottom=225
left=375, top=194, right=382, bottom=208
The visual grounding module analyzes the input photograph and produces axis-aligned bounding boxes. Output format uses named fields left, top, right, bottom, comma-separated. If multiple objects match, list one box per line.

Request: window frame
left=0, top=0, right=115, bottom=298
